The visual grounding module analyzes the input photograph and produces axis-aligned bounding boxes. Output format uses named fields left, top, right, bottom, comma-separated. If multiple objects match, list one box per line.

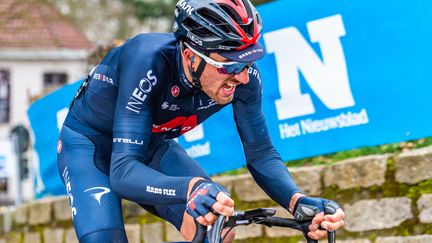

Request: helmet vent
left=197, top=8, right=234, bottom=34
left=191, top=28, right=214, bottom=39
left=240, top=22, right=254, bottom=37
left=220, top=40, right=243, bottom=48
left=182, top=17, right=212, bottom=39
left=219, top=5, right=242, bottom=24
left=256, top=12, right=261, bottom=25
left=183, top=17, right=201, bottom=31
left=230, top=0, right=239, bottom=6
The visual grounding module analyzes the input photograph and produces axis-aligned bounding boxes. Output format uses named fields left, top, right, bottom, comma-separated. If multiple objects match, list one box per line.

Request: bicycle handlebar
left=191, top=220, right=207, bottom=243
left=191, top=208, right=336, bottom=243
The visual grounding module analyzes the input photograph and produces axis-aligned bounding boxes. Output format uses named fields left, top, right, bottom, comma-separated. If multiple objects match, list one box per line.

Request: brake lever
left=224, top=211, right=251, bottom=228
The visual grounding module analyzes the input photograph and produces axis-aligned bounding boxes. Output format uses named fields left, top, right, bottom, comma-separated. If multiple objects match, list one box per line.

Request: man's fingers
left=212, top=192, right=234, bottom=216
left=308, top=223, right=319, bottom=232
left=310, top=212, right=324, bottom=230
left=322, top=219, right=345, bottom=231
left=308, top=212, right=324, bottom=232
left=322, top=209, right=345, bottom=231
left=216, top=192, right=234, bottom=207
left=203, top=212, right=218, bottom=225
left=212, top=201, right=234, bottom=216
left=324, top=208, right=345, bottom=222
left=308, top=229, right=327, bottom=240
left=196, top=216, right=208, bottom=226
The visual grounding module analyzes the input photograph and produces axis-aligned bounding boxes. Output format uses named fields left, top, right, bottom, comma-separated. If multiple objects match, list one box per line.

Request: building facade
left=0, top=0, right=93, bottom=205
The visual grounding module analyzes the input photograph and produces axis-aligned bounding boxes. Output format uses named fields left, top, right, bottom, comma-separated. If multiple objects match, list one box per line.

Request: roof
left=0, top=0, right=94, bottom=50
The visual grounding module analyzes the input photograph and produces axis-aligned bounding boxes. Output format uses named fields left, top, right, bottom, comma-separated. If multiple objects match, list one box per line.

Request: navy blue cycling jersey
left=64, top=33, right=301, bottom=208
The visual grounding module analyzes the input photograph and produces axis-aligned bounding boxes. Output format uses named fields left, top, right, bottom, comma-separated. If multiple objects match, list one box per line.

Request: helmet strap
left=181, top=41, right=208, bottom=90
left=187, top=50, right=208, bottom=90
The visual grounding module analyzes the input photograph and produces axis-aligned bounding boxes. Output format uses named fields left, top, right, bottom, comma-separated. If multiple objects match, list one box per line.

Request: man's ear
left=182, top=48, right=195, bottom=67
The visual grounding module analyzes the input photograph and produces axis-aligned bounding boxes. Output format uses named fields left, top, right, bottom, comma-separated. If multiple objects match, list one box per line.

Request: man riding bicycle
left=57, top=0, right=345, bottom=242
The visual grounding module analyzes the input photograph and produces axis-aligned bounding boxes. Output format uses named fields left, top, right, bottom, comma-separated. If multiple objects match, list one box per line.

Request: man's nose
left=233, top=68, right=250, bottom=84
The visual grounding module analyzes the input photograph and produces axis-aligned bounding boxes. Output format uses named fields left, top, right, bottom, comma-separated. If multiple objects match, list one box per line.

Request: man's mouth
left=223, top=83, right=236, bottom=93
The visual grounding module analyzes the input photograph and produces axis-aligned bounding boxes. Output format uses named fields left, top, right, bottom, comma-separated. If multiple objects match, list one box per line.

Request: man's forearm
left=246, top=152, right=302, bottom=210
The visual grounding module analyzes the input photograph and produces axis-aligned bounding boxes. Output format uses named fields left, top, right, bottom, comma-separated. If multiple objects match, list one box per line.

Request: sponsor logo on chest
left=126, top=70, right=158, bottom=113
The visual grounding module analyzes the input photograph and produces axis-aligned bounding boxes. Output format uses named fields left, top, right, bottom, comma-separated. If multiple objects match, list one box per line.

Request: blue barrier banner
left=28, top=81, right=82, bottom=198
left=177, top=0, right=432, bottom=173
left=256, top=0, right=432, bottom=158
left=28, top=0, right=432, bottom=197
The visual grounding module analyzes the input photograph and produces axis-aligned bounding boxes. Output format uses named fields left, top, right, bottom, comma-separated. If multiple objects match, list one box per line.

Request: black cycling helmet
left=174, top=0, right=265, bottom=63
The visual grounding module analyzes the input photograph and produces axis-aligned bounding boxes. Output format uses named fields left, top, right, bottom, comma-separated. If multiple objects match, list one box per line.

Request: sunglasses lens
left=217, top=68, right=229, bottom=74
left=217, top=63, right=251, bottom=75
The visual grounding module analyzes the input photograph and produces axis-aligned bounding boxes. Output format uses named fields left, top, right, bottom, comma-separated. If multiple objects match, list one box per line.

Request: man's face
left=198, top=53, right=250, bottom=105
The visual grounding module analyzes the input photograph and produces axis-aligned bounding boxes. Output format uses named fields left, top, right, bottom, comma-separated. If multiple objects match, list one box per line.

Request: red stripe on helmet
left=215, top=0, right=249, bottom=24
left=229, top=16, right=260, bottom=50
left=215, top=0, right=261, bottom=50
left=237, top=33, right=260, bottom=50
left=252, top=11, right=260, bottom=44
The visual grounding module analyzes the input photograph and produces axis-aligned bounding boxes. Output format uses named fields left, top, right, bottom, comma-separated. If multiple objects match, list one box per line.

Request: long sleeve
left=233, top=65, right=302, bottom=208
left=108, top=36, right=193, bottom=205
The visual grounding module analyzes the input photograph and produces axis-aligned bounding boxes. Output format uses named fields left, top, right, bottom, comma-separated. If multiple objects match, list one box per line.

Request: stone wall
left=1, top=145, right=432, bottom=243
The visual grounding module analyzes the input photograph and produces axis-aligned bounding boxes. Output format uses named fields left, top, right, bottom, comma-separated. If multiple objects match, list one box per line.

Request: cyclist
left=57, top=0, right=345, bottom=242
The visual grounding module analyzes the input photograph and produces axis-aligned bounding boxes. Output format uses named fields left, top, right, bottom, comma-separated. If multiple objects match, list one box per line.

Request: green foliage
left=406, top=179, right=432, bottom=200
left=217, top=137, right=432, bottom=176
left=220, top=166, right=248, bottom=176
left=5, top=232, right=22, bottom=243
left=285, top=137, right=432, bottom=168
left=123, top=0, right=275, bottom=26
left=123, top=0, right=176, bottom=20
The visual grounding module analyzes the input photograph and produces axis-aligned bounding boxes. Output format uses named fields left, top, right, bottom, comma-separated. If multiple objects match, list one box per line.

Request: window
left=43, top=72, right=68, bottom=91
left=0, top=69, right=10, bottom=123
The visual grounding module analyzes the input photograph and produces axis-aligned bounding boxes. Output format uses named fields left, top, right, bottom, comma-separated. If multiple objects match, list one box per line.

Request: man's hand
left=292, top=196, right=345, bottom=240
left=186, top=179, right=234, bottom=226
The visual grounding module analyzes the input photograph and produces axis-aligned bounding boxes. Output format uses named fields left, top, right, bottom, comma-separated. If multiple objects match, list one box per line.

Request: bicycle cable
left=221, top=226, right=235, bottom=242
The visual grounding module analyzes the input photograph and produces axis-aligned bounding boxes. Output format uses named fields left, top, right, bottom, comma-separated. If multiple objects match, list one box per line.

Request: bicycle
left=190, top=207, right=336, bottom=243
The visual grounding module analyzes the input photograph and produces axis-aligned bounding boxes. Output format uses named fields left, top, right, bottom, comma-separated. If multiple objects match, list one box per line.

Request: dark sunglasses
left=184, top=42, right=253, bottom=75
